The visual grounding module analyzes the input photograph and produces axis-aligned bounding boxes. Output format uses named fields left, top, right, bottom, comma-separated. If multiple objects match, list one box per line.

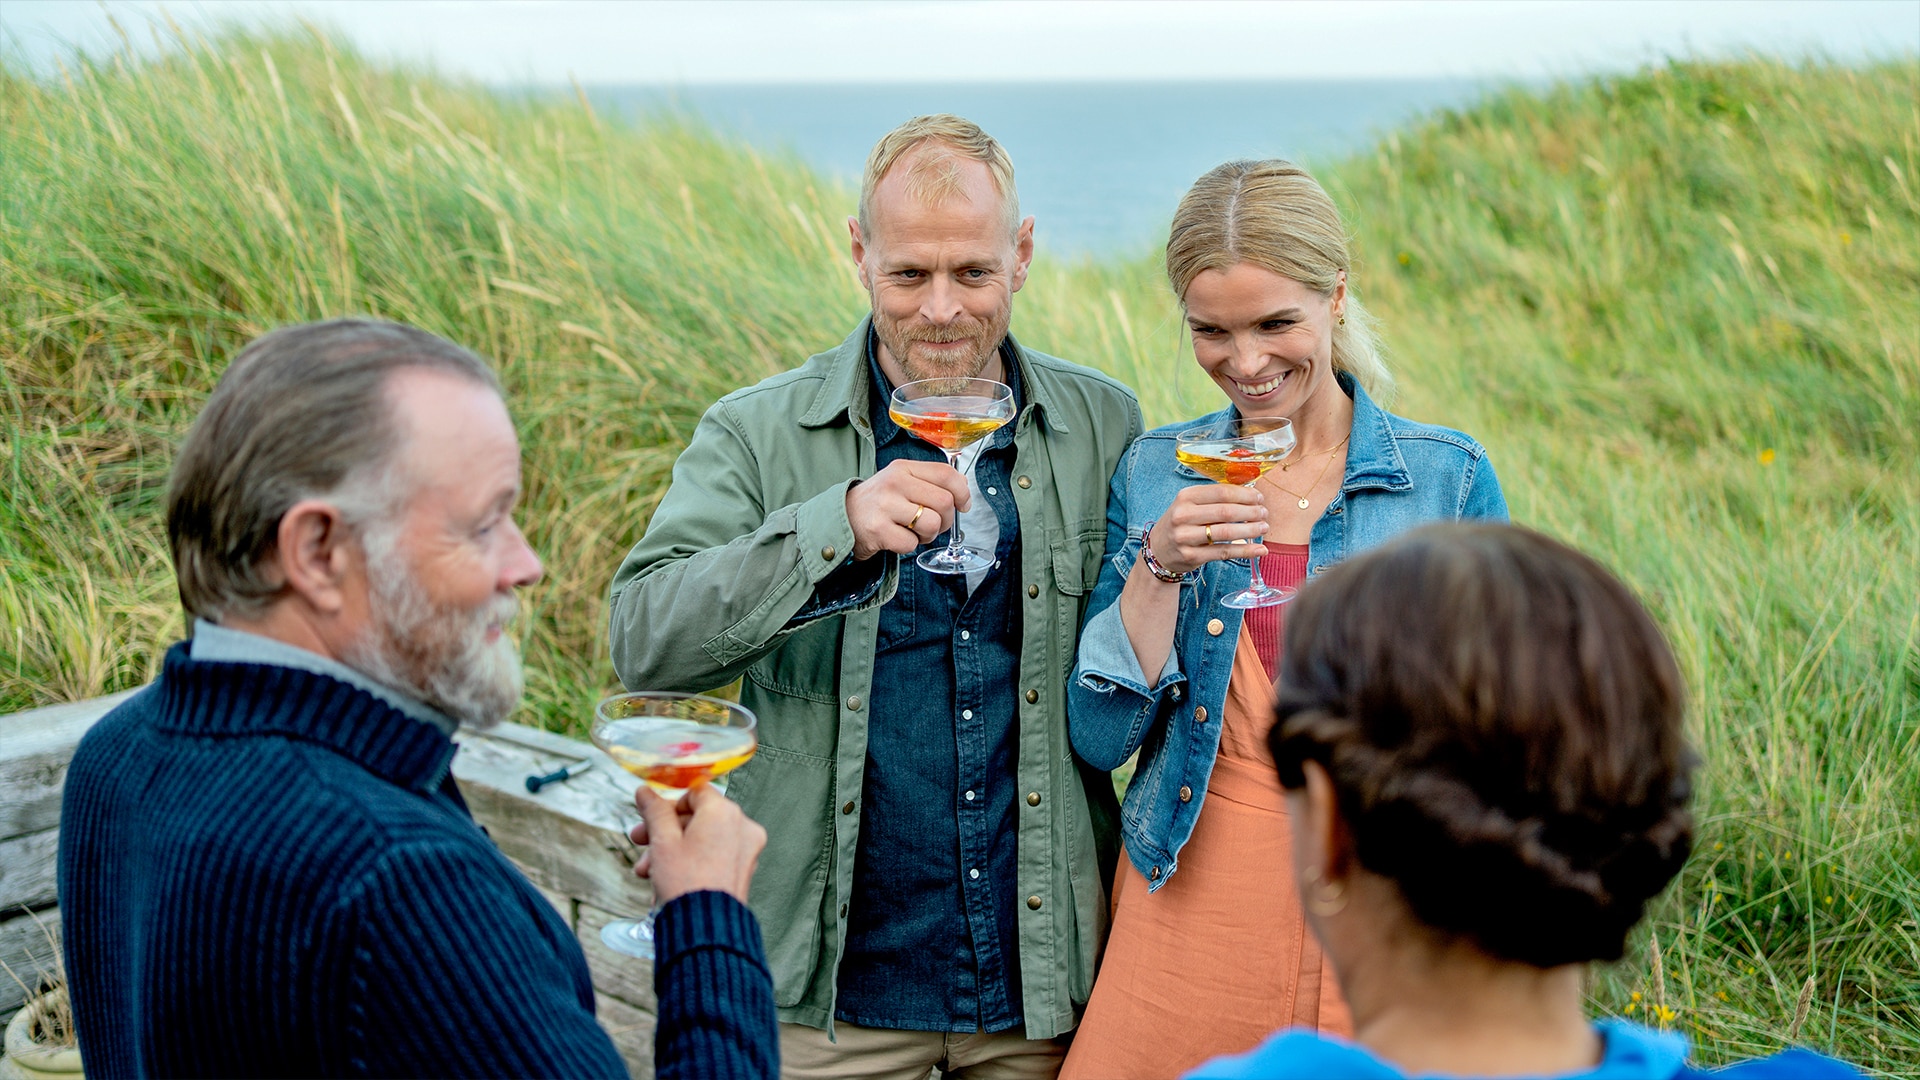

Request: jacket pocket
left=724, top=742, right=835, bottom=1007
left=745, top=621, right=841, bottom=710
left=1049, top=525, right=1105, bottom=597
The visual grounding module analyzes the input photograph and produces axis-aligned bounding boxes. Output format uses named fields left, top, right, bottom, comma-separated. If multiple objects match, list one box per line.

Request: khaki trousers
left=780, top=1020, right=1071, bottom=1080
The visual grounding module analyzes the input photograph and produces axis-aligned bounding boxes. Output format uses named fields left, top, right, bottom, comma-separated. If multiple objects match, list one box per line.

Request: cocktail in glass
left=888, top=377, right=1017, bottom=575
left=590, top=691, right=758, bottom=960
left=1175, top=416, right=1298, bottom=609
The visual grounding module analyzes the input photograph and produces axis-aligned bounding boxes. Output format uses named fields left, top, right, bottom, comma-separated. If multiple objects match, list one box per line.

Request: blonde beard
left=873, top=307, right=1011, bottom=384
left=341, top=529, right=525, bottom=730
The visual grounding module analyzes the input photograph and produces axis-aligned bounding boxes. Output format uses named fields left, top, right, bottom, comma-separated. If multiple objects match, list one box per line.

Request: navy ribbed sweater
left=58, top=643, right=778, bottom=1078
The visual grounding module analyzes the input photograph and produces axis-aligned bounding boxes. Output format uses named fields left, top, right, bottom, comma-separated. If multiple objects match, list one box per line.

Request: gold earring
left=1337, top=313, right=1347, bottom=326
left=1303, top=866, right=1348, bottom=917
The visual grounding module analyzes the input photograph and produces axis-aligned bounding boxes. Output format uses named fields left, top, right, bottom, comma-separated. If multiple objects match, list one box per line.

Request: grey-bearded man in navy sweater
left=57, top=319, right=778, bottom=1079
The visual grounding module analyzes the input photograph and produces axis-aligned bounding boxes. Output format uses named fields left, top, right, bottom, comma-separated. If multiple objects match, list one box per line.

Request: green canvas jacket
left=607, top=318, right=1142, bottom=1037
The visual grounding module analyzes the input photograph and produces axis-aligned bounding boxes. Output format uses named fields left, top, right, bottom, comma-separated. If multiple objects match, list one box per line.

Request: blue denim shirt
left=834, top=341, right=1028, bottom=1033
left=1068, top=374, right=1507, bottom=889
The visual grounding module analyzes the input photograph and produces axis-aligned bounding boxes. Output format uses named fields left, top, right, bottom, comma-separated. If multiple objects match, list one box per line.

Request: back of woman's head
left=1270, top=523, right=1694, bottom=968
left=1165, top=159, right=1394, bottom=403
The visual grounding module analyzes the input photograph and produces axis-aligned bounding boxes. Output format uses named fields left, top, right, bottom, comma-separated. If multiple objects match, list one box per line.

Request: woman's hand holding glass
left=1143, top=483, right=1271, bottom=578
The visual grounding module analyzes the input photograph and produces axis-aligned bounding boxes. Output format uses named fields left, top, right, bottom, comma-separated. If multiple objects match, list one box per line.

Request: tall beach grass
left=2, top=26, right=1914, bottom=1073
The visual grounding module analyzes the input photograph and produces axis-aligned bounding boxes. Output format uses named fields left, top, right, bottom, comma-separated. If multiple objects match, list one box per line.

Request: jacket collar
left=798, top=315, right=1069, bottom=436
left=1339, top=372, right=1413, bottom=493
left=150, top=641, right=458, bottom=795
left=1202, top=371, right=1411, bottom=493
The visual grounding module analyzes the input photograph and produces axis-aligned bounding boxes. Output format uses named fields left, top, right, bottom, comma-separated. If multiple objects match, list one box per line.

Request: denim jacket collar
left=797, top=315, right=1069, bottom=436
left=1339, top=372, right=1413, bottom=493
left=1189, top=371, right=1412, bottom=494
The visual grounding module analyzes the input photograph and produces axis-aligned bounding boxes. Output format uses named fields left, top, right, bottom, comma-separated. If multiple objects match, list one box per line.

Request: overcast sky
left=4, top=0, right=1915, bottom=83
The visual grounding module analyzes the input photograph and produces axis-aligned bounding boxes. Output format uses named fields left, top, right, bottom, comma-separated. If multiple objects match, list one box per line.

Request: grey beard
left=342, top=532, right=525, bottom=730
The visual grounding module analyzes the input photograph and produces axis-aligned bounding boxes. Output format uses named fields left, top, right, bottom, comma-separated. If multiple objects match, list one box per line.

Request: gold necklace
left=1265, top=441, right=1345, bottom=509
left=1280, top=434, right=1350, bottom=471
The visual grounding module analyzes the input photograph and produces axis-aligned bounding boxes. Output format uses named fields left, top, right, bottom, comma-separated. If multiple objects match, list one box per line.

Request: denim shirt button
left=1179, top=785, right=1192, bottom=802
left=1193, top=705, right=1208, bottom=723
left=1149, top=865, right=1161, bottom=881
left=1206, top=618, right=1224, bottom=636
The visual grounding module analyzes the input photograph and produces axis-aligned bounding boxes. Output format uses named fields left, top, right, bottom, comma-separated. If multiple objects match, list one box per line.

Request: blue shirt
left=1187, top=1019, right=1862, bottom=1079
left=833, top=338, right=1028, bottom=1033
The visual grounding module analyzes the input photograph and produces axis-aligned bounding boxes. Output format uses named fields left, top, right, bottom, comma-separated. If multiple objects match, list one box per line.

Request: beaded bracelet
left=1139, top=520, right=1194, bottom=584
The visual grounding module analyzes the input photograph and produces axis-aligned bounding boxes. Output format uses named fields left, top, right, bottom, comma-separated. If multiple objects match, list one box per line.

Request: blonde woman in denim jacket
left=1060, top=161, right=1507, bottom=1080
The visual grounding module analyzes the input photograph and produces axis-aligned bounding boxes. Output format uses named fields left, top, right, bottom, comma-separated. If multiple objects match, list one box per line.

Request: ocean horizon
left=567, top=79, right=1513, bottom=257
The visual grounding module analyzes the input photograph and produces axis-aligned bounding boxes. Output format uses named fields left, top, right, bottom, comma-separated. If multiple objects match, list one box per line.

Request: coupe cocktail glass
left=590, top=691, right=758, bottom=960
left=1174, top=416, right=1297, bottom=609
left=888, top=377, right=1016, bottom=575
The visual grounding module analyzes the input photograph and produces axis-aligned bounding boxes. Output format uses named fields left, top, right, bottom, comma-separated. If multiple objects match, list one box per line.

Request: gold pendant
left=1297, top=498, right=1310, bottom=509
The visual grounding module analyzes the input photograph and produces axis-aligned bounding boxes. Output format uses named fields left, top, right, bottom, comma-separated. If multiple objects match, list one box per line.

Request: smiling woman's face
left=1184, top=261, right=1345, bottom=419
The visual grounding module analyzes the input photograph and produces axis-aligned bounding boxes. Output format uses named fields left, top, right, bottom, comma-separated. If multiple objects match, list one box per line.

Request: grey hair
left=166, top=318, right=500, bottom=622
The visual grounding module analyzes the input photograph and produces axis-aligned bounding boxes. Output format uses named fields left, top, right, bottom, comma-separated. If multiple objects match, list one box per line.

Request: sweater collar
left=151, top=641, right=457, bottom=795
left=189, top=619, right=459, bottom=737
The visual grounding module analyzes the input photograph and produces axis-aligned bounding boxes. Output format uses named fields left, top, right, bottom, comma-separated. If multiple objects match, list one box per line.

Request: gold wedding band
left=909, top=504, right=927, bottom=529
left=1204, top=524, right=1214, bottom=544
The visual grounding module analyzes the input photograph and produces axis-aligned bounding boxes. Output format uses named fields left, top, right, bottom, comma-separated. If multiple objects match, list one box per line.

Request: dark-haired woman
left=1061, top=161, right=1506, bottom=1079
left=1190, top=523, right=1857, bottom=1079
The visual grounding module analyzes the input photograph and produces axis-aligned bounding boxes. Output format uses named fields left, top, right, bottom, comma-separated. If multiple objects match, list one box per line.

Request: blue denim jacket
left=1068, top=374, right=1508, bottom=889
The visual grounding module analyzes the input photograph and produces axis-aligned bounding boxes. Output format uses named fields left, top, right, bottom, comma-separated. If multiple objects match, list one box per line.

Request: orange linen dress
left=1061, top=546, right=1350, bottom=1080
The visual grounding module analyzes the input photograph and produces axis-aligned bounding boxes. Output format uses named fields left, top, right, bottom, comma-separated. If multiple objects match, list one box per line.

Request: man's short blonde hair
left=858, top=114, right=1020, bottom=238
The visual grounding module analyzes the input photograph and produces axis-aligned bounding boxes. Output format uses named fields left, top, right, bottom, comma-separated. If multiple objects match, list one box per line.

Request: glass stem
left=1245, top=480, right=1267, bottom=591
left=944, top=449, right=968, bottom=557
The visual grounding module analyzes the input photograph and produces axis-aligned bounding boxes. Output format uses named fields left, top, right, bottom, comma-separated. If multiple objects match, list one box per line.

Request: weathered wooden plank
left=0, top=907, right=62, bottom=1022
left=452, top=726, right=655, bottom=919
left=0, top=829, right=59, bottom=913
left=0, top=691, right=139, bottom=841
left=595, top=991, right=656, bottom=1080
left=534, top=881, right=577, bottom=932
left=577, top=901, right=658, bottom=1013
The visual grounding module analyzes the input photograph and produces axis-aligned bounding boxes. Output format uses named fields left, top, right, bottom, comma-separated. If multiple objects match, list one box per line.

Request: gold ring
left=1204, top=524, right=1214, bottom=544
left=909, top=504, right=926, bottom=529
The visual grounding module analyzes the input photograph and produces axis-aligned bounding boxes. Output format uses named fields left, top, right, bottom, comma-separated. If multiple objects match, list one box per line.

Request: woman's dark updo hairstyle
left=1270, top=522, right=1695, bottom=968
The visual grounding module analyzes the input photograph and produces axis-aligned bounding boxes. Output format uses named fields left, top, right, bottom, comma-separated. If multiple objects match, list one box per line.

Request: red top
left=1244, top=544, right=1310, bottom=681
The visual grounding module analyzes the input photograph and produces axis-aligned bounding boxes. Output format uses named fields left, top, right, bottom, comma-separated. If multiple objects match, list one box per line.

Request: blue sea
left=585, top=81, right=1503, bottom=258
